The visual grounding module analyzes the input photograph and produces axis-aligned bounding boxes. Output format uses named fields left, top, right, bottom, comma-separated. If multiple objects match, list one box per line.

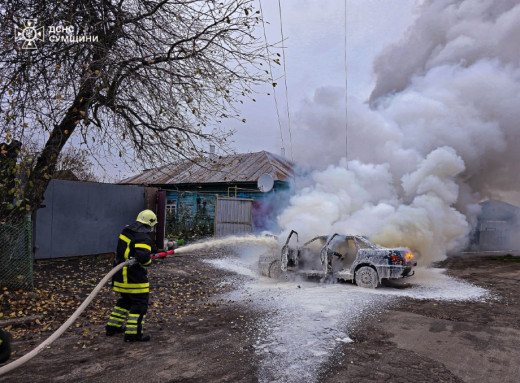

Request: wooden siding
left=214, top=197, right=253, bottom=237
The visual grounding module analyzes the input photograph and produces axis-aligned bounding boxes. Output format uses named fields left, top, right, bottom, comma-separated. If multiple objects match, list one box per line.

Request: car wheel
left=355, top=266, right=379, bottom=289
left=268, top=260, right=290, bottom=281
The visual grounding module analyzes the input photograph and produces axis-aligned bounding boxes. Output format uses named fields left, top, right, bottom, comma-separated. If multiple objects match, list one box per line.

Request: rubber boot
left=124, top=333, right=151, bottom=342
left=0, top=329, right=12, bottom=363
left=106, top=325, right=126, bottom=336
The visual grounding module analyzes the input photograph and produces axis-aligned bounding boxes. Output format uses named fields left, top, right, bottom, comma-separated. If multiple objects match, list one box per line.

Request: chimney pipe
left=281, top=147, right=285, bottom=157
left=209, top=144, right=216, bottom=160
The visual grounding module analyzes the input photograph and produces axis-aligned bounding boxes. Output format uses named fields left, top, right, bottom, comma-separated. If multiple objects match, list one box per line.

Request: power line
left=344, top=0, right=349, bottom=166
left=277, top=0, right=294, bottom=162
left=258, top=0, right=286, bottom=156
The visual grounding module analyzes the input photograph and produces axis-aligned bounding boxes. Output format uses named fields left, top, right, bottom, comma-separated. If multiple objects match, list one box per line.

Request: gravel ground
left=1, top=249, right=519, bottom=382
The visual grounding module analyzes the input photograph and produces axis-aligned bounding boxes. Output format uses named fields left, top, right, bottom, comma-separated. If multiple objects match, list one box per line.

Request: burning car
left=258, top=230, right=417, bottom=288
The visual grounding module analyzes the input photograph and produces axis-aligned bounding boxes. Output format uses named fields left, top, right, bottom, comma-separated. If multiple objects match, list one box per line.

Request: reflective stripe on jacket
left=113, top=222, right=153, bottom=294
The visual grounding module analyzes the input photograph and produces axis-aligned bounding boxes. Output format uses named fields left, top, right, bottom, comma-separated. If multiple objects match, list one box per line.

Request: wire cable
left=344, top=0, right=349, bottom=166
left=258, top=0, right=286, bottom=156
left=277, top=0, right=294, bottom=161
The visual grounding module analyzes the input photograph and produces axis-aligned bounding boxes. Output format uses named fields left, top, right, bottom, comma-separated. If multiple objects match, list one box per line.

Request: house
left=472, top=199, right=520, bottom=252
left=52, top=169, right=80, bottom=181
left=121, top=151, right=295, bottom=239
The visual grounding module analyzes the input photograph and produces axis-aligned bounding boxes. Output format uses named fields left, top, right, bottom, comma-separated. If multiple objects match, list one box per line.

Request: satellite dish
left=257, top=173, right=274, bottom=192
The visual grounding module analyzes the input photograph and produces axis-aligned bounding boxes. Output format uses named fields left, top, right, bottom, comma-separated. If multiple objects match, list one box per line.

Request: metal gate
left=214, top=197, right=253, bottom=237
left=34, top=180, right=146, bottom=259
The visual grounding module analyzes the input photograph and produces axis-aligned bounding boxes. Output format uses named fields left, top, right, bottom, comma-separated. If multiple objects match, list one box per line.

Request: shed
left=121, top=151, right=295, bottom=239
left=472, top=199, right=520, bottom=252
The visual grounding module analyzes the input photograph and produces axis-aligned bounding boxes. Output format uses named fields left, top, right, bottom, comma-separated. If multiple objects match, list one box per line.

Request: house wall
left=472, top=200, right=520, bottom=252
left=165, top=192, right=216, bottom=239
left=162, top=181, right=291, bottom=239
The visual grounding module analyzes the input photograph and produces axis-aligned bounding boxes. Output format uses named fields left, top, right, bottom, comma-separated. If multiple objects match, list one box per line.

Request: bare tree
left=0, top=0, right=267, bottom=221
left=52, top=147, right=99, bottom=182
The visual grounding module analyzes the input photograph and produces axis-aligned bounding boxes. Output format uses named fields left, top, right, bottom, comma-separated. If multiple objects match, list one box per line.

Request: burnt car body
left=258, top=230, right=417, bottom=288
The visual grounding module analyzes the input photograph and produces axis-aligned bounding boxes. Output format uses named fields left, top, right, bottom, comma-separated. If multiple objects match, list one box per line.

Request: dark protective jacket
left=112, top=222, right=154, bottom=294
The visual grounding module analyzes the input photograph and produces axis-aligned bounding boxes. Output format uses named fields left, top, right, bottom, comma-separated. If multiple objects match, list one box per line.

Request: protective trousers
left=107, top=292, right=149, bottom=337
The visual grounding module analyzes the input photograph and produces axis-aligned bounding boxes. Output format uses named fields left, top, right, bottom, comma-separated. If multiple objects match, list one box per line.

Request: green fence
left=0, top=215, right=33, bottom=290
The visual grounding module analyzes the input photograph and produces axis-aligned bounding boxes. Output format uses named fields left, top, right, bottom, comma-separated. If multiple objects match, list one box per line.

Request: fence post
left=25, top=214, right=34, bottom=289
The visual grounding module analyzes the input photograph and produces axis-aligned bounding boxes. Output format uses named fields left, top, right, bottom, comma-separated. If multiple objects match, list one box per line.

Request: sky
left=227, top=0, right=420, bottom=159
left=98, top=0, right=419, bottom=181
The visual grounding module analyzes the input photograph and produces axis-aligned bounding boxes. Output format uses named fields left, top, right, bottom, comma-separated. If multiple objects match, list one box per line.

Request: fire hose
left=151, top=249, right=174, bottom=260
left=0, top=250, right=174, bottom=376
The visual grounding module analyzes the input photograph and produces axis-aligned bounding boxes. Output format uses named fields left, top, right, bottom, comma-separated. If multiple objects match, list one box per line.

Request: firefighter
left=0, top=328, right=12, bottom=363
left=106, top=209, right=157, bottom=342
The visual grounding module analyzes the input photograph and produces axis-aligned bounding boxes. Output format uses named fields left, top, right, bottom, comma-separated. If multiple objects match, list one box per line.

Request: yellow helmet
left=136, top=209, right=157, bottom=227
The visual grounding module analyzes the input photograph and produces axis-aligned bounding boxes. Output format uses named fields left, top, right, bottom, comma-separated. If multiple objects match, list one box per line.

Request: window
left=166, top=198, right=177, bottom=216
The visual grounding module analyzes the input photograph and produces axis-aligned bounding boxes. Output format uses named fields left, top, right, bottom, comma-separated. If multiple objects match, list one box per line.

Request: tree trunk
left=26, top=71, right=100, bottom=215
left=0, top=140, right=22, bottom=220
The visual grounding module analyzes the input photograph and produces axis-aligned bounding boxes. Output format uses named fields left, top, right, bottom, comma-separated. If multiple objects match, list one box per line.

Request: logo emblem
left=15, top=19, right=44, bottom=49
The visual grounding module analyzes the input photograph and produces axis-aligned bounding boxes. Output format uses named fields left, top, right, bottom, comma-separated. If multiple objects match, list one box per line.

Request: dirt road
left=1, top=251, right=519, bottom=382
left=320, top=255, right=520, bottom=382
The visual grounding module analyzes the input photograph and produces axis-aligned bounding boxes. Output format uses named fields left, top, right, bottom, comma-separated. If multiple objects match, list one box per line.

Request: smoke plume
left=279, top=0, right=520, bottom=264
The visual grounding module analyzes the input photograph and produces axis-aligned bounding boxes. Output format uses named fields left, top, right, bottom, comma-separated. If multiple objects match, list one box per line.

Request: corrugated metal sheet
left=121, top=151, right=294, bottom=185
left=474, top=200, right=520, bottom=251
left=34, top=180, right=145, bottom=259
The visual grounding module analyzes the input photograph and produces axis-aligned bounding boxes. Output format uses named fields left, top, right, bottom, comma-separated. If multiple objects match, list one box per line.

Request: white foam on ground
left=362, top=267, right=489, bottom=301
left=205, top=257, right=488, bottom=383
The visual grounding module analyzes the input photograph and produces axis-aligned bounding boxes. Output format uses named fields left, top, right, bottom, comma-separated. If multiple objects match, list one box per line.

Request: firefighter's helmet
left=136, top=209, right=157, bottom=227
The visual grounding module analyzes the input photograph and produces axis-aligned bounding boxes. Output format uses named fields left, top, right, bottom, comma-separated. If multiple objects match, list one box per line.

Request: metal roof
left=121, top=151, right=294, bottom=185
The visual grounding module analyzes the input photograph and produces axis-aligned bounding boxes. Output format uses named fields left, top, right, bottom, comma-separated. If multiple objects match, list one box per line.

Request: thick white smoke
left=370, top=0, right=520, bottom=198
left=278, top=0, right=520, bottom=264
